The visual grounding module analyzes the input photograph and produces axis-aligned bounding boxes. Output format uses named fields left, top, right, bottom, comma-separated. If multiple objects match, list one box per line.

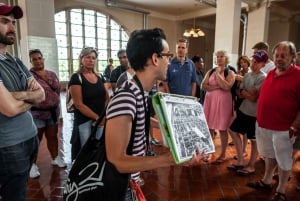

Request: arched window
left=55, top=8, right=129, bottom=81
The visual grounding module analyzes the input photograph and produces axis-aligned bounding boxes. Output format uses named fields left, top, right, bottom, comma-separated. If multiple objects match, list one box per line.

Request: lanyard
left=133, top=75, right=150, bottom=150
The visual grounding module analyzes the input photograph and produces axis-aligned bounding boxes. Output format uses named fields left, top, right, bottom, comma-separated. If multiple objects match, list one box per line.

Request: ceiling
left=111, top=0, right=300, bottom=19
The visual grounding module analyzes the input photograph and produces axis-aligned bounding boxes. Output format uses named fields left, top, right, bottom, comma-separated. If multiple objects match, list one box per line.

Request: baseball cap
left=0, top=3, right=23, bottom=19
left=252, top=50, right=268, bottom=63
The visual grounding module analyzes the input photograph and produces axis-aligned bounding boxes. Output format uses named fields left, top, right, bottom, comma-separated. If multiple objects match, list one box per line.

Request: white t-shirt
left=261, top=60, right=275, bottom=74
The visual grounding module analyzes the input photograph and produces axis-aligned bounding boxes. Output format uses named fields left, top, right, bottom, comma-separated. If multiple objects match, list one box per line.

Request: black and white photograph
left=153, top=93, right=215, bottom=164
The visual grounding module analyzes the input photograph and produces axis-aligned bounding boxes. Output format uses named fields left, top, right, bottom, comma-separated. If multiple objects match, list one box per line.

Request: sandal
left=211, top=158, right=226, bottom=164
left=270, top=192, right=288, bottom=201
left=246, top=180, right=272, bottom=190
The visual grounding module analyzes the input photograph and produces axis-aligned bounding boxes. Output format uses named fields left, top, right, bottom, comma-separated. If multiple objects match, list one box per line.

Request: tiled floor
left=25, top=94, right=300, bottom=201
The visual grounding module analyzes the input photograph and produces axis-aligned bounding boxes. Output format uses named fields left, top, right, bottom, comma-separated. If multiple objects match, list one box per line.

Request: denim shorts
left=33, top=118, right=58, bottom=128
left=0, top=136, right=39, bottom=201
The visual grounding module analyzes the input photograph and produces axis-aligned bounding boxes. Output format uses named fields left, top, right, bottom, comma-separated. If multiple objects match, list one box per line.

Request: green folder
left=152, top=92, right=215, bottom=164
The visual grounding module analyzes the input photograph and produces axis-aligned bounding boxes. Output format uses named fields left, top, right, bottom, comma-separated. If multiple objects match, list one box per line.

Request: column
left=245, top=1, right=270, bottom=56
left=214, top=0, right=241, bottom=68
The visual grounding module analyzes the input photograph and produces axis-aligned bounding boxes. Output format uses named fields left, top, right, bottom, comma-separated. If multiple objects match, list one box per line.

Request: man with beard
left=0, top=3, right=45, bottom=201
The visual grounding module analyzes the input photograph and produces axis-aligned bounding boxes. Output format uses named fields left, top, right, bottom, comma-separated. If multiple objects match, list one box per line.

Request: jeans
left=78, top=120, right=104, bottom=147
left=0, top=136, right=39, bottom=201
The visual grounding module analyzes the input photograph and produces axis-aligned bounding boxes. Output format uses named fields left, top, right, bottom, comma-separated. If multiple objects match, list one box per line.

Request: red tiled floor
left=25, top=93, right=300, bottom=201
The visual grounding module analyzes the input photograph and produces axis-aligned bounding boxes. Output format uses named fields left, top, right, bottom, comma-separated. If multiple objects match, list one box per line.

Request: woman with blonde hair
left=201, top=50, right=235, bottom=163
left=68, top=47, right=109, bottom=160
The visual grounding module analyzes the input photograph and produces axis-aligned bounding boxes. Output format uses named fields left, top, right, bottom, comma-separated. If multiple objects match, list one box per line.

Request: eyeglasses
left=158, top=52, right=173, bottom=59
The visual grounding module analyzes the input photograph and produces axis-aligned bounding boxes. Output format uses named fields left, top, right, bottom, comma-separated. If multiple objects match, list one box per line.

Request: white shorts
left=256, top=123, right=296, bottom=171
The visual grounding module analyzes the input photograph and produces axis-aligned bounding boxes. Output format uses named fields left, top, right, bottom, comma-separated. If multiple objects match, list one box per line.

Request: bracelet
left=290, top=126, right=298, bottom=132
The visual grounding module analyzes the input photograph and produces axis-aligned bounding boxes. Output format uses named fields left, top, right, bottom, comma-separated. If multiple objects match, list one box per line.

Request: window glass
left=55, top=9, right=128, bottom=81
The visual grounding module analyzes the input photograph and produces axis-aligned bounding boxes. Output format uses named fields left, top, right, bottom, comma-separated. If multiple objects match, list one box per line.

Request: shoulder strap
left=209, top=68, right=216, bottom=77
left=224, top=67, right=229, bottom=77
left=77, top=73, right=82, bottom=84
left=93, top=88, right=137, bottom=155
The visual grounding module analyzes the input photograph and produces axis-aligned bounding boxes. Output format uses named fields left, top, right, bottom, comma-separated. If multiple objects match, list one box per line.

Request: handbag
left=130, top=180, right=146, bottom=201
left=66, top=73, right=82, bottom=113
left=63, top=89, right=137, bottom=201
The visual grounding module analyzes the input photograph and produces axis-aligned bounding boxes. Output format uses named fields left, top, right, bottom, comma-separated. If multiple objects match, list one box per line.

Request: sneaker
left=150, top=138, right=161, bottom=146
left=29, top=163, right=40, bottom=178
left=51, top=156, right=67, bottom=168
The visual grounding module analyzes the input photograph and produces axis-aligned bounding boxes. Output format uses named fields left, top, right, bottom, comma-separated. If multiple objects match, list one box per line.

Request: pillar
left=214, top=0, right=241, bottom=68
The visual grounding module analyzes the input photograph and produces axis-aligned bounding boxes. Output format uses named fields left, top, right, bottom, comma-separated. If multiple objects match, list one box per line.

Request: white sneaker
left=29, top=163, right=40, bottom=178
left=51, top=156, right=67, bottom=168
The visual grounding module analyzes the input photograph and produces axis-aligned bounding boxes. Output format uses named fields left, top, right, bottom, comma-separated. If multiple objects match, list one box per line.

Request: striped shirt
left=106, top=80, right=148, bottom=180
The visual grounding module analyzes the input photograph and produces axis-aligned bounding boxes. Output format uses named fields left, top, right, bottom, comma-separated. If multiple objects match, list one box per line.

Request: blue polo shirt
left=167, top=57, right=196, bottom=96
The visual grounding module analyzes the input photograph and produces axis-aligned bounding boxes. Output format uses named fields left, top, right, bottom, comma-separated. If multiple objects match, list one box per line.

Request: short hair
left=177, top=38, right=189, bottom=48
left=126, top=28, right=166, bottom=71
left=192, top=55, right=204, bottom=63
left=252, top=42, right=269, bottom=51
left=29, top=49, right=43, bottom=59
left=117, top=49, right=126, bottom=57
left=237, top=55, right=250, bottom=70
left=272, top=41, right=297, bottom=57
left=215, top=50, right=230, bottom=65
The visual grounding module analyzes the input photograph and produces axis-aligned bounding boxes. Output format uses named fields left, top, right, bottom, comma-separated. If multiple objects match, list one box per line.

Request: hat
left=0, top=3, right=23, bottom=19
left=252, top=50, right=268, bottom=63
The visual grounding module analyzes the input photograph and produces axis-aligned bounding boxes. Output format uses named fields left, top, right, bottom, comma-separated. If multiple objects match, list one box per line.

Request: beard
left=0, top=32, right=15, bottom=45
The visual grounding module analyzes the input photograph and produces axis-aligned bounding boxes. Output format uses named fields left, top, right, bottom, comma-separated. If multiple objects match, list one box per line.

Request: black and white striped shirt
left=106, top=80, right=148, bottom=180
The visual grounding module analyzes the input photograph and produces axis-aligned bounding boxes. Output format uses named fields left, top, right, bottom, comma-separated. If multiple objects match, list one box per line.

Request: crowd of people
left=0, top=2, right=300, bottom=201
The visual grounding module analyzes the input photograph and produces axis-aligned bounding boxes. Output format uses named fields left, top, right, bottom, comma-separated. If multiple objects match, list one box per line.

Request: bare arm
left=201, top=70, right=220, bottom=91
left=290, top=109, right=300, bottom=137
left=0, top=83, right=33, bottom=117
left=240, top=88, right=258, bottom=102
left=110, top=82, right=117, bottom=92
left=191, top=82, right=196, bottom=97
left=105, top=115, right=175, bottom=173
left=11, top=78, right=45, bottom=104
left=215, top=69, right=235, bottom=91
left=106, top=115, right=205, bottom=173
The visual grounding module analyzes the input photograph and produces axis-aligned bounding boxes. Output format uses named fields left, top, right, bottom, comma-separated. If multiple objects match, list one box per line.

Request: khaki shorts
left=256, top=123, right=296, bottom=171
